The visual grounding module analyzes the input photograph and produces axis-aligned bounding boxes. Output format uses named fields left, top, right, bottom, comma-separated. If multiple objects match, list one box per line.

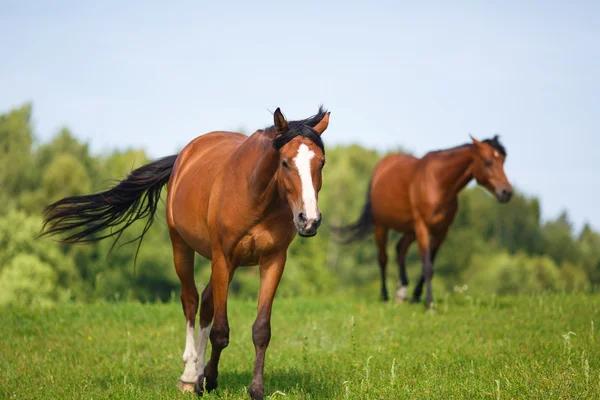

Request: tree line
left=1, top=103, right=598, bottom=307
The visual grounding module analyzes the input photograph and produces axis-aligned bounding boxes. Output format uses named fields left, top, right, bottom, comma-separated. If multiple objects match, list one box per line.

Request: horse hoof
left=395, top=296, right=407, bottom=303
left=205, top=375, right=218, bottom=393
left=410, top=298, right=420, bottom=304
left=178, top=379, right=196, bottom=393
left=194, top=375, right=206, bottom=396
left=248, top=384, right=264, bottom=400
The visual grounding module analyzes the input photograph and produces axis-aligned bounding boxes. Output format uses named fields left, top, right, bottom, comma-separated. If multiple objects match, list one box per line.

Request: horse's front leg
left=248, top=252, right=286, bottom=400
left=199, top=253, right=233, bottom=395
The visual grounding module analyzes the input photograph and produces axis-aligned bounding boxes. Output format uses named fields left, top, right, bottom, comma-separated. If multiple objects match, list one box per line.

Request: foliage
left=0, top=102, right=598, bottom=307
left=462, top=251, right=570, bottom=295
left=0, top=210, right=80, bottom=306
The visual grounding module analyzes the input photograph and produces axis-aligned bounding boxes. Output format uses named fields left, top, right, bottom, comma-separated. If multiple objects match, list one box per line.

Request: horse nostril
left=298, top=212, right=306, bottom=223
left=315, top=213, right=322, bottom=227
left=499, top=188, right=513, bottom=202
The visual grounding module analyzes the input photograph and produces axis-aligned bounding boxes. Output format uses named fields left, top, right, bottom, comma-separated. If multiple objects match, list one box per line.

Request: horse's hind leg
left=395, top=232, right=415, bottom=302
left=375, top=224, right=389, bottom=301
left=170, top=229, right=199, bottom=392
left=194, top=281, right=213, bottom=394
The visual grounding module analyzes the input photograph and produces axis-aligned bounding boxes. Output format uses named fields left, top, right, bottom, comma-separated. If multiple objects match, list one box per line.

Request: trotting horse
left=41, top=107, right=330, bottom=399
left=333, top=136, right=512, bottom=309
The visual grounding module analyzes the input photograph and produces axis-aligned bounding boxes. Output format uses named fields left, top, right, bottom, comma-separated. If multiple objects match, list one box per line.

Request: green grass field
left=1, top=293, right=598, bottom=399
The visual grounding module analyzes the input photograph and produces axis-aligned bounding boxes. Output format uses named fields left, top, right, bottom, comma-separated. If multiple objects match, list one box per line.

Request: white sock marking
left=180, top=321, right=197, bottom=383
left=397, top=285, right=408, bottom=300
left=293, top=144, right=318, bottom=220
left=195, top=325, right=210, bottom=378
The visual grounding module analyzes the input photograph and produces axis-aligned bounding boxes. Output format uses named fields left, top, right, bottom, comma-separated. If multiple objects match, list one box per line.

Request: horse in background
left=42, top=107, right=331, bottom=400
left=333, top=136, right=512, bottom=310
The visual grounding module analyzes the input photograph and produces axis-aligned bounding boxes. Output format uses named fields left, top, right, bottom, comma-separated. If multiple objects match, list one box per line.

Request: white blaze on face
left=293, top=144, right=318, bottom=220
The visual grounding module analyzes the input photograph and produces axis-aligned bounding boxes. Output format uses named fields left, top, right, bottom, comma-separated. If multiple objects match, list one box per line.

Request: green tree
left=42, top=154, right=92, bottom=202
left=542, top=211, right=581, bottom=266
left=578, top=224, right=600, bottom=286
left=0, top=254, right=59, bottom=307
left=0, top=210, right=81, bottom=306
left=0, top=103, right=35, bottom=210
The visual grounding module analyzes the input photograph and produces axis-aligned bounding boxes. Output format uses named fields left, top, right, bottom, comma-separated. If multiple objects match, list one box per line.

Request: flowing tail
left=331, top=180, right=374, bottom=244
left=41, top=154, right=178, bottom=257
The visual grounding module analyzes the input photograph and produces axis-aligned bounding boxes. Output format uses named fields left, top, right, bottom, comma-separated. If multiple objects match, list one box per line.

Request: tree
left=578, top=224, right=600, bottom=286
left=542, top=211, right=581, bottom=266
left=0, top=103, right=35, bottom=209
left=42, top=154, right=92, bottom=202
left=0, top=210, right=81, bottom=306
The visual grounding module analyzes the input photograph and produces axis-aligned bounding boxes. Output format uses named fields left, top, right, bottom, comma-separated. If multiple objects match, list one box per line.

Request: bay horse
left=333, top=136, right=512, bottom=310
left=41, top=107, right=330, bottom=400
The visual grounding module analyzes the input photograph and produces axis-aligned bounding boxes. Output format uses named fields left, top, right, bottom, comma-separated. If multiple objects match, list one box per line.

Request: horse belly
left=177, top=223, right=213, bottom=260
left=373, top=202, right=414, bottom=232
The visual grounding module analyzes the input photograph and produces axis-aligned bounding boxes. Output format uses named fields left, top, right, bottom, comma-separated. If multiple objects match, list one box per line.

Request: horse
left=41, top=106, right=331, bottom=400
left=333, top=135, right=512, bottom=310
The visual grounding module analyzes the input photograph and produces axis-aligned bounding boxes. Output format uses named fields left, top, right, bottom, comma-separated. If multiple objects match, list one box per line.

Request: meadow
left=1, top=293, right=598, bottom=399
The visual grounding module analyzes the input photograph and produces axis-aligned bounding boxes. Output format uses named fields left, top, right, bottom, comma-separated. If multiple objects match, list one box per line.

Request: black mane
left=271, top=106, right=327, bottom=154
left=482, top=135, right=507, bottom=157
left=430, top=135, right=507, bottom=157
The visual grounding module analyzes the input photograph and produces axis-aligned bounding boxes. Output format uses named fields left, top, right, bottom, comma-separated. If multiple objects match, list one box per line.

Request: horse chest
left=427, top=212, right=449, bottom=230
left=233, top=223, right=294, bottom=266
left=426, top=202, right=458, bottom=232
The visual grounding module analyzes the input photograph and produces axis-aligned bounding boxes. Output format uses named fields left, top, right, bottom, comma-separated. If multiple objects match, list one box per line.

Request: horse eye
left=281, top=160, right=289, bottom=168
left=484, top=160, right=493, bottom=167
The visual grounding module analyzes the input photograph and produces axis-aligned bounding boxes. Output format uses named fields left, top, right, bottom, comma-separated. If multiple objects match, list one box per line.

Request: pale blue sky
left=1, top=1, right=598, bottom=231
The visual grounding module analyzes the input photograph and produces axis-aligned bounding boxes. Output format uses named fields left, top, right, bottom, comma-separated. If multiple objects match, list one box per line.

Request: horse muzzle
left=295, top=212, right=322, bottom=237
left=495, top=187, right=513, bottom=203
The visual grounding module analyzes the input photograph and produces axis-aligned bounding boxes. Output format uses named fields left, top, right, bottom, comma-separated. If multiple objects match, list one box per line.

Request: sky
left=1, top=0, right=599, bottom=231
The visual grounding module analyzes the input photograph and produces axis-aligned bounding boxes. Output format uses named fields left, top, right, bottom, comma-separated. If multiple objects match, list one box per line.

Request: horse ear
left=312, top=112, right=331, bottom=136
left=470, top=135, right=485, bottom=151
left=273, top=108, right=288, bottom=136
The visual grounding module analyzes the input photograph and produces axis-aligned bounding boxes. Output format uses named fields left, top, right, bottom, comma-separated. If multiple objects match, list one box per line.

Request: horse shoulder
left=412, top=157, right=462, bottom=229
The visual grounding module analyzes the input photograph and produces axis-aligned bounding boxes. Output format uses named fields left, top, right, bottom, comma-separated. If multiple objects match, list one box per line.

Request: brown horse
left=333, top=136, right=512, bottom=309
left=41, top=107, right=330, bottom=400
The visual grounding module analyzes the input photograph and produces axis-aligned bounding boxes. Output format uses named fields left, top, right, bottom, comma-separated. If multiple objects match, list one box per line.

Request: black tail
left=41, top=154, right=178, bottom=257
left=331, top=180, right=374, bottom=244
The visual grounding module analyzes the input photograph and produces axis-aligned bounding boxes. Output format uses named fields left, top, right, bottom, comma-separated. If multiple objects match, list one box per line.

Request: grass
left=1, top=293, right=599, bottom=399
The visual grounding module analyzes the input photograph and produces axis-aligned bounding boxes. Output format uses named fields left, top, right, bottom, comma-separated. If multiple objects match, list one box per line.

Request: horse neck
left=245, top=130, right=285, bottom=208
left=433, top=145, right=475, bottom=201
